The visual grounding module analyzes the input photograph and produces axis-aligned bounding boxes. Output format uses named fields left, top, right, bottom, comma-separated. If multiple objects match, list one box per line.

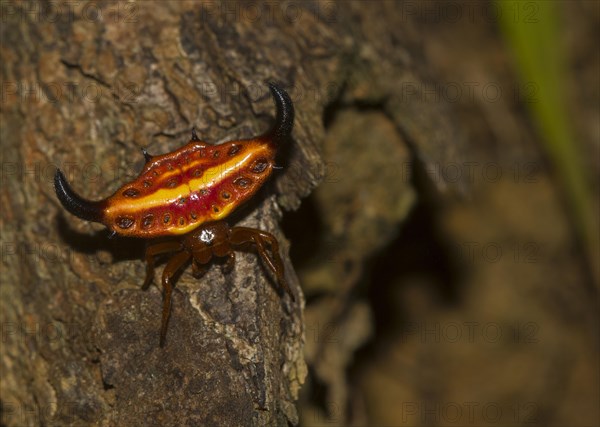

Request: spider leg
left=230, top=227, right=294, bottom=301
left=221, top=252, right=235, bottom=275
left=254, top=234, right=294, bottom=300
left=142, top=241, right=182, bottom=290
left=159, top=251, right=191, bottom=347
left=191, top=259, right=209, bottom=279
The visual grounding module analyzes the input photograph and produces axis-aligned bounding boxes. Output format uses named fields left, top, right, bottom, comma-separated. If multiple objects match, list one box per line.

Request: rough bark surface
left=1, top=2, right=322, bottom=426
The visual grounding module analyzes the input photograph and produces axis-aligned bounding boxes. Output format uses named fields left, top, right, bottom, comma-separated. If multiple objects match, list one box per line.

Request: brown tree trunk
left=1, top=2, right=316, bottom=426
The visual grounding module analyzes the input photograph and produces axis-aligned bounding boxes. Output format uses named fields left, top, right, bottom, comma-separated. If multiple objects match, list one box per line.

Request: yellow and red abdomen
left=102, top=138, right=275, bottom=237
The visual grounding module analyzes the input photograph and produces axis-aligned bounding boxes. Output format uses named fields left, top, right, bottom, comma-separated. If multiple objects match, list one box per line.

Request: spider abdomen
left=102, top=139, right=276, bottom=236
left=54, top=83, right=294, bottom=238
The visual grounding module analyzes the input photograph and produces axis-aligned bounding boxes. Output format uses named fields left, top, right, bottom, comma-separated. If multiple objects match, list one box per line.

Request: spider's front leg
left=230, top=227, right=295, bottom=301
left=158, top=251, right=191, bottom=347
left=142, top=241, right=182, bottom=290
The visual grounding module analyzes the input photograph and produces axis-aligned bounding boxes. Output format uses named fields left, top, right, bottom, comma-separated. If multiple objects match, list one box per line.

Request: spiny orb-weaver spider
left=54, top=83, right=295, bottom=346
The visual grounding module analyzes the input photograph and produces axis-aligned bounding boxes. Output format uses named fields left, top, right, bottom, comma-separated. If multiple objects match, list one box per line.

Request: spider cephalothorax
left=55, top=83, right=295, bottom=346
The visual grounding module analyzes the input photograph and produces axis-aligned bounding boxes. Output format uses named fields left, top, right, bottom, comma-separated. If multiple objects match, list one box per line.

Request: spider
left=54, top=83, right=295, bottom=346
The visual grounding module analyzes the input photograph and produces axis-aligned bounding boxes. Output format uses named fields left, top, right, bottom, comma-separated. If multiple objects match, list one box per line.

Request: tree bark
left=1, top=2, right=321, bottom=426
left=1, top=1, right=457, bottom=425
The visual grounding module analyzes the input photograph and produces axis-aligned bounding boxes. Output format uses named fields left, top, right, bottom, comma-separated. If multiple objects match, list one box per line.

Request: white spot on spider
left=200, top=229, right=215, bottom=245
